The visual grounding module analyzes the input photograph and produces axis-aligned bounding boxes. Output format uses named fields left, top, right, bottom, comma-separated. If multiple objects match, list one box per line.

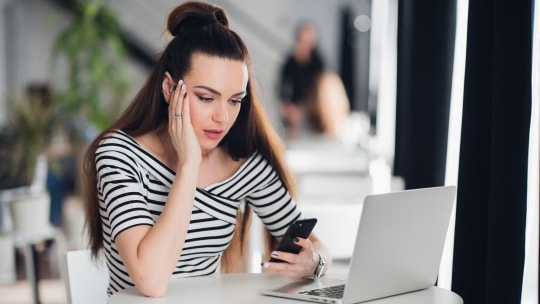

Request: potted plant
left=49, top=0, right=130, bottom=131
left=46, top=0, right=131, bottom=200
left=0, top=84, right=58, bottom=234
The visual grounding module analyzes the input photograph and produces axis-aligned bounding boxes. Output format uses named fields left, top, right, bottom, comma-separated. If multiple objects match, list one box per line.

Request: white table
left=109, top=273, right=463, bottom=304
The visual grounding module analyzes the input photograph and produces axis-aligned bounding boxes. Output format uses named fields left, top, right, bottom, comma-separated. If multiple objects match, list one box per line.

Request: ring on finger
left=174, top=113, right=182, bottom=119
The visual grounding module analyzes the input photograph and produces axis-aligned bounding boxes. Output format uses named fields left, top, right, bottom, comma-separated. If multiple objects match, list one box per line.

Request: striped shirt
left=95, top=130, right=302, bottom=296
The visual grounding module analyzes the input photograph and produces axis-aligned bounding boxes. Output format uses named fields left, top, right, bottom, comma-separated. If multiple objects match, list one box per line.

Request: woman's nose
left=213, top=101, right=229, bottom=122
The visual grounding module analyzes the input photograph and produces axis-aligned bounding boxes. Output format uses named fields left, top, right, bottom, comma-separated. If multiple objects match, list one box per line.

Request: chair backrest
left=64, top=249, right=109, bottom=304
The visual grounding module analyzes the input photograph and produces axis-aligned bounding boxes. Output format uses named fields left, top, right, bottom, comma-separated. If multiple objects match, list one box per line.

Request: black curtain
left=393, top=0, right=456, bottom=189
left=339, top=6, right=356, bottom=112
left=451, top=0, right=532, bottom=303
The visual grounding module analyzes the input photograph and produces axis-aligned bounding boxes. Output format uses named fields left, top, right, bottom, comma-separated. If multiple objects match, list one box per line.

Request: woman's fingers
left=169, top=79, right=184, bottom=140
left=261, top=237, right=317, bottom=278
left=165, top=79, right=183, bottom=162
left=262, top=260, right=308, bottom=279
left=181, top=90, right=190, bottom=125
left=173, top=80, right=184, bottom=123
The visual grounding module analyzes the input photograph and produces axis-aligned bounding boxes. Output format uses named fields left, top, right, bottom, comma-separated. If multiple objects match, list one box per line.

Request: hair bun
left=167, top=1, right=229, bottom=37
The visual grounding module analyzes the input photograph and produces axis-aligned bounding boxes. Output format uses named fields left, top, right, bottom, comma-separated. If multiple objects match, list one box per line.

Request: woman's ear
left=162, top=72, right=175, bottom=104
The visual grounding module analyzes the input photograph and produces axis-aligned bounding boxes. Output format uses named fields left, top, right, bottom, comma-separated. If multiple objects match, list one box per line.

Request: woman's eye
left=198, top=96, right=213, bottom=103
left=230, top=99, right=243, bottom=105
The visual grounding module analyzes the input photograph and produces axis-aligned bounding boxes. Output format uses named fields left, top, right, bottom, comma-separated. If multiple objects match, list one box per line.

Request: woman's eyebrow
left=193, top=85, right=245, bottom=97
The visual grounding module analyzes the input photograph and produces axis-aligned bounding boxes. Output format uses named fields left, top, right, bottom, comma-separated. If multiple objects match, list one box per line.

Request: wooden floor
left=0, top=279, right=65, bottom=304
left=0, top=245, right=66, bottom=304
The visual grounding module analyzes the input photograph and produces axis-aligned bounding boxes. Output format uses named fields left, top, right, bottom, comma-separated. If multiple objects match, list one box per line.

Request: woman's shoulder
left=96, top=129, right=141, bottom=158
left=99, top=129, right=132, bottom=142
left=242, top=152, right=276, bottom=174
left=245, top=151, right=264, bottom=164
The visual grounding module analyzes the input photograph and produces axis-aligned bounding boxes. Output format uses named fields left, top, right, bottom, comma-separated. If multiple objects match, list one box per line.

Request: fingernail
left=271, top=252, right=278, bottom=257
left=293, top=237, right=299, bottom=243
left=178, top=79, right=183, bottom=85
left=172, top=84, right=177, bottom=91
left=261, top=262, right=270, bottom=269
left=184, top=92, right=188, bottom=99
left=181, top=83, right=186, bottom=91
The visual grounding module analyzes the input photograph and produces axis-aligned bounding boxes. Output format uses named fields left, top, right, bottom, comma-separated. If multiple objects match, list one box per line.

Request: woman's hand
left=261, top=237, right=320, bottom=278
left=168, top=79, right=201, bottom=167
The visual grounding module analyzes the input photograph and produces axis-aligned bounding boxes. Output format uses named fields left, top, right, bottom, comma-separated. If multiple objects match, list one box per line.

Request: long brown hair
left=82, top=1, right=296, bottom=272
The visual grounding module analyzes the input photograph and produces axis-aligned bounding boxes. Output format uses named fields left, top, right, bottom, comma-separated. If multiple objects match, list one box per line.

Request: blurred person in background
left=304, top=72, right=350, bottom=139
left=277, top=21, right=324, bottom=140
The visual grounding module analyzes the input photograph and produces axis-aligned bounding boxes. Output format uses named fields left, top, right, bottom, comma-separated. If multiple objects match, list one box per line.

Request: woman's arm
left=114, top=163, right=198, bottom=297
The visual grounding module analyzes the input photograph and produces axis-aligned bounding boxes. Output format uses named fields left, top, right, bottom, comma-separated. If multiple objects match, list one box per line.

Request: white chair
left=64, top=249, right=109, bottom=304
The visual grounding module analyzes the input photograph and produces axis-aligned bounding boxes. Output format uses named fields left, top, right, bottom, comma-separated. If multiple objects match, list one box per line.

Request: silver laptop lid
left=344, top=185, right=456, bottom=303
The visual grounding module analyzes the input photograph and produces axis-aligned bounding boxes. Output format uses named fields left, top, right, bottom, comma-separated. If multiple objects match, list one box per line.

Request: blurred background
left=0, top=0, right=537, bottom=303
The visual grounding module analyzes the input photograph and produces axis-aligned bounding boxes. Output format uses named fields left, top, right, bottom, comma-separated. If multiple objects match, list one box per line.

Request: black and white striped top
left=95, top=130, right=302, bottom=296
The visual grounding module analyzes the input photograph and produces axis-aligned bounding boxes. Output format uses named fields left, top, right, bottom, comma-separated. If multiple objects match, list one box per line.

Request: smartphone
left=269, top=218, right=318, bottom=262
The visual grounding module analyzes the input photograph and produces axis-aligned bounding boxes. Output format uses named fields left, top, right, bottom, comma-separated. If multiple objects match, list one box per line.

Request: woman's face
left=183, top=53, right=248, bottom=151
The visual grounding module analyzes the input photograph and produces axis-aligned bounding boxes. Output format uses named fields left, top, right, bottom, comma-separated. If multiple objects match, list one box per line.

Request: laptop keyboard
left=298, top=284, right=346, bottom=299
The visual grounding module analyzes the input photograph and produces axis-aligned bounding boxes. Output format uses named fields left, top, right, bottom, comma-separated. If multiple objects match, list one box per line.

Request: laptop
left=260, top=185, right=456, bottom=304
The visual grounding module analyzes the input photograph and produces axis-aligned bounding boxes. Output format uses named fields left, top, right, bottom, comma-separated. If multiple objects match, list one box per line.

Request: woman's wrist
left=310, top=250, right=325, bottom=279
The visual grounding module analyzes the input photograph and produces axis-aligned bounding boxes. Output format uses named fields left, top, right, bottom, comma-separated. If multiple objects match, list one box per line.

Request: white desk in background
left=109, top=273, right=463, bottom=304
left=286, top=147, right=369, bottom=176
left=285, top=136, right=370, bottom=175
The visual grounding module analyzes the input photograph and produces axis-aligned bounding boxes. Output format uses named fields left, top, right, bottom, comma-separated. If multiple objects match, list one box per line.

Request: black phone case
left=269, top=218, right=317, bottom=262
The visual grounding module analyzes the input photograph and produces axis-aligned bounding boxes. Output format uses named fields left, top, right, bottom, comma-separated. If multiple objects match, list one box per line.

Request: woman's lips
left=203, top=129, right=224, bottom=139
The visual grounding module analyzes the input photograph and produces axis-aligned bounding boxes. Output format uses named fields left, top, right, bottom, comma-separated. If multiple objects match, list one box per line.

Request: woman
left=82, top=1, right=330, bottom=298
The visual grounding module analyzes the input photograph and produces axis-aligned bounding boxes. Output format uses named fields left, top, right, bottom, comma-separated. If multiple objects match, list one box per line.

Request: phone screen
left=269, top=218, right=317, bottom=262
